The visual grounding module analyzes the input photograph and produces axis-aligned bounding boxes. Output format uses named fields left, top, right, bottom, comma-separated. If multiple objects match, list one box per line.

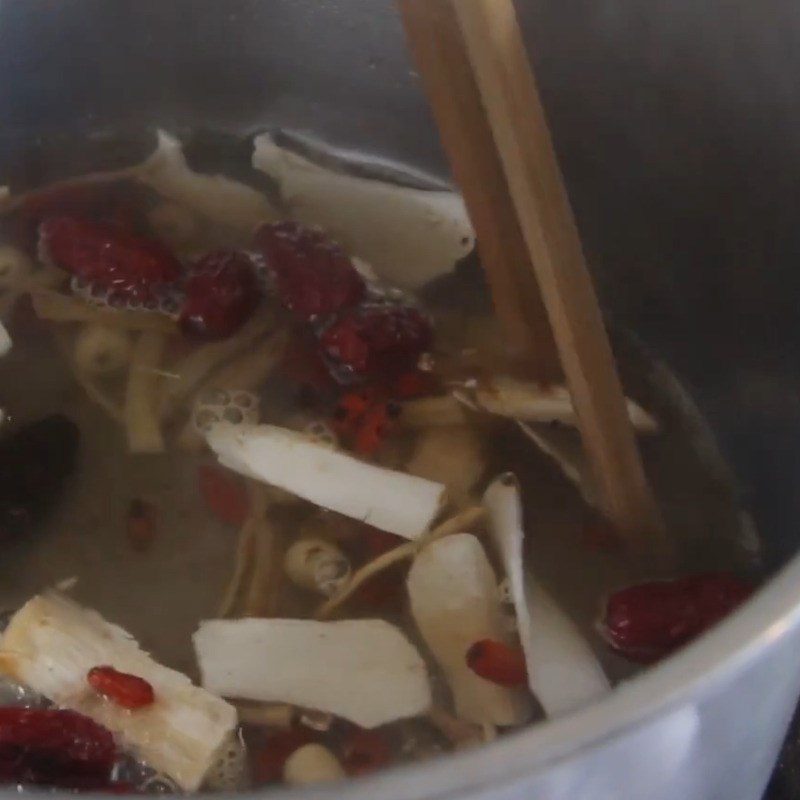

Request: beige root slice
left=244, top=516, right=283, bottom=618
left=125, top=330, right=168, bottom=453
left=217, top=482, right=270, bottom=618
left=315, top=505, right=486, bottom=620
left=53, top=329, right=125, bottom=423
left=426, top=707, right=483, bottom=749
left=400, top=395, right=470, bottom=428
left=160, top=309, right=276, bottom=420
left=31, top=289, right=176, bottom=332
left=176, top=330, right=288, bottom=452
left=234, top=702, right=296, bottom=729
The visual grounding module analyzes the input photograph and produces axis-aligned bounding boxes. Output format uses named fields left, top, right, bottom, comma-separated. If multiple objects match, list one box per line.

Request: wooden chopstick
left=399, top=0, right=560, bottom=381
left=400, top=0, right=664, bottom=543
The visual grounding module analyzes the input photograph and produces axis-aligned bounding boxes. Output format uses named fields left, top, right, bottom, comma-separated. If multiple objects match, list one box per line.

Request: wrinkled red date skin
left=257, top=221, right=365, bottom=322
left=601, top=572, right=754, bottom=663
left=320, top=304, right=432, bottom=380
left=179, top=251, right=260, bottom=340
left=87, top=666, right=155, bottom=710
left=39, top=215, right=182, bottom=304
left=0, top=707, right=116, bottom=789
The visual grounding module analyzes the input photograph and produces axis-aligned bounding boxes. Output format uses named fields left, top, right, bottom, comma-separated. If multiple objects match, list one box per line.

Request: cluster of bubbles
left=202, top=731, right=249, bottom=792
left=301, top=420, right=339, bottom=449
left=191, top=389, right=260, bottom=435
left=70, top=276, right=185, bottom=319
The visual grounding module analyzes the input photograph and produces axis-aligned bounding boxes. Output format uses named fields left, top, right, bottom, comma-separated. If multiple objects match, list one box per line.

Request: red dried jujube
left=0, top=707, right=116, bottom=789
left=257, top=221, right=365, bottom=321
left=600, top=571, right=753, bottom=663
left=38, top=215, right=182, bottom=305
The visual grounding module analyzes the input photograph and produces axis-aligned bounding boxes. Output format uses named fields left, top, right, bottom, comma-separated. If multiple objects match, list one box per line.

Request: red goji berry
left=198, top=464, right=250, bottom=527
left=600, top=571, right=754, bottom=663
left=87, top=665, right=155, bottom=710
left=466, top=639, right=528, bottom=687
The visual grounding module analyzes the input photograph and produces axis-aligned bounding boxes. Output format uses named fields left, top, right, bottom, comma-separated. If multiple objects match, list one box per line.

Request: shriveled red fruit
left=198, top=464, right=250, bottom=527
left=466, top=639, right=528, bottom=687
left=319, top=304, right=432, bottom=380
left=38, top=215, right=182, bottom=304
left=179, top=251, right=260, bottom=340
left=0, top=707, right=116, bottom=789
left=600, top=572, right=754, bottom=663
left=253, top=728, right=315, bottom=785
left=340, top=727, right=392, bottom=777
left=87, top=665, right=155, bottom=710
left=352, top=402, right=401, bottom=458
left=391, top=369, right=437, bottom=399
left=256, top=221, right=365, bottom=321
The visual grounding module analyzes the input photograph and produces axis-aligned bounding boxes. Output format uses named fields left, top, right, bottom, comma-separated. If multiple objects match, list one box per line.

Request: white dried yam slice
left=193, top=618, right=432, bottom=729
left=252, top=133, right=474, bottom=289
left=207, top=423, right=446, bottom=539
left=475, top=376, right=658, bottom=433
left=483, top=475, right=610, bottom=717
left=138, top=130, right=277, bottom=231
left=407, top=533, right=532, bottom=727
left=0, top=593, right=237, bottom=792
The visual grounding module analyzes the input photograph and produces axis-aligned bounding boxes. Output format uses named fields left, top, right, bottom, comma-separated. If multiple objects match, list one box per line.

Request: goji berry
left=0, top=707, right=116, bottom=789
left=179, top=251, right=260, bottom=340
left=87, top=666, right=155, bottom=710
left=600, top=572, right=754, bottom=663
left=465, top=639, right=528, bottom=687
left=197, top=464, right=250, bottom=528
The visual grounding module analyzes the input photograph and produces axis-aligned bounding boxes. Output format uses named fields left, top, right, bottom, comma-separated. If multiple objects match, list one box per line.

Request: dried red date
left=600, top=572, right=754, bottom=663
left=0, top=707, right=116, bottom=789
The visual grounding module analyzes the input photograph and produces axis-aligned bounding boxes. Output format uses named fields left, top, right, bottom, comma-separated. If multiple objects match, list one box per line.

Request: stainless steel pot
left=2, top=1, right=799, bottom=797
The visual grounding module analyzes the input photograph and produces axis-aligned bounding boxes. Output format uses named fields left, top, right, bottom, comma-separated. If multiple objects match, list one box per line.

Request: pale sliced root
left=217, top=522, right=256, bottom=618
left=315, top=505, right=486, bottom=619
left=217, top=482, right=270, bottom=618
left=160, top=309, right=276, bottom=420
left=176, top=330, right=287, bottom=452
left=138, top=130, right=278, bottom=232
left=125, top=330, right=168, bottom=453
left=208, top=424, right=446, bottom=539
left=406, top=534, right=532, bottom=727
left=400, top=394, right=470, bottom=428
left=426, top=707, right=483, bottom=749
left=244, top=515, right=282, bottom=617
left=234, top=702, right=295, bottom=729
left=474, top=376, right=659, bottom=433
left=53, top=329, right=125, bottom=422
left=31, top=289, right=176, bottom=332
left=0, top=593, right=237, bottom=792
left=483, top=475, right=610, bottom=717
left=193, top=618, right=432, bottom=729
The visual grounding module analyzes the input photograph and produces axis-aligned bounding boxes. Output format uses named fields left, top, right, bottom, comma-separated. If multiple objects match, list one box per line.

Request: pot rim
left=241, top=552, right=800, bottom=800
